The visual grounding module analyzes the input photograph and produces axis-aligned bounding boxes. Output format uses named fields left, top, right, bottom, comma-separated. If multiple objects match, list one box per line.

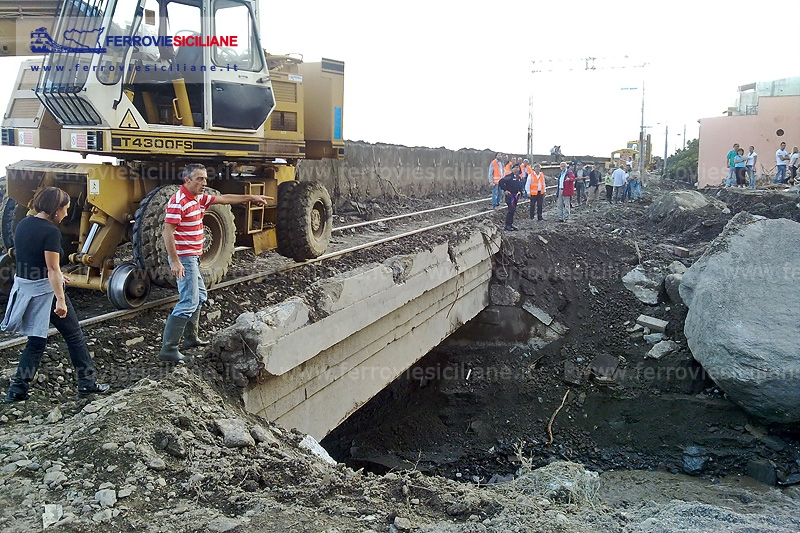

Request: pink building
left=697, top=78, right=800, bottom=188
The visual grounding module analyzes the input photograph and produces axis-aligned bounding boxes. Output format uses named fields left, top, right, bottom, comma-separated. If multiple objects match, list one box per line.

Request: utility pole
left=663, top=124, right=668, bottom=176
left=527, top=96, right=533, bottom=160
left=639, top=81, right=645, bottom=180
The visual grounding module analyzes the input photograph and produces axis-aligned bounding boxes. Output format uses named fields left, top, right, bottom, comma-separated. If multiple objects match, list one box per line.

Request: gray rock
left=94, top=489, right=116, bottom=508
left=42, top=504, right=63, bottom=529
left=747, top=459, right=777, bottom=486
left=664, top=273, right=683, bottom=305
left=489, top=284, right=520, bottom=306
left=622, top=266, right=664, bottom=305
left=92, top=508, right=113, bottom=522
left=250, top=424, right=279, bottom=445
left=682, top=445, right=709, bottom=475
left=393, top=516, right=413, bottom=531
left=147, top=458, right=166, bottom=471
left=207, top=517, right=242, bottom=532
left=46, top=407, right=63, bottom=424
left=680, top=213, right=800, bottom=423
left=215, top=419, right=255, bottom=448
left=667, top=261, right=688, bottom=275
left=646, top=340, right=679, bottom=360
left=643, top=333, right=665, bottom=344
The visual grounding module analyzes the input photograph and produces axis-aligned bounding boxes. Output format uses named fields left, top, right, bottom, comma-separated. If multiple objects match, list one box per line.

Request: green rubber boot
left=159, top=315, right=189, bottom=362
left=182, top=308, right=209, bottom=349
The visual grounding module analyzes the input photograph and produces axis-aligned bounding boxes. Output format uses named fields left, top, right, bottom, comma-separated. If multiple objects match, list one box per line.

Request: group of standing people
left=490, top=154, right=641, bottom=229
left=489, top=153, right=547, bottom=230
left=725, top=143, right=759, bottom=188
left=724, top=141, right=800, bottom=188
left=773, top=141, right=800, bottom=185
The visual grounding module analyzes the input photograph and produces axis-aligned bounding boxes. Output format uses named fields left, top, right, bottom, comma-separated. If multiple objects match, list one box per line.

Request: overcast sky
left=1, top=0, right=798, bottom=171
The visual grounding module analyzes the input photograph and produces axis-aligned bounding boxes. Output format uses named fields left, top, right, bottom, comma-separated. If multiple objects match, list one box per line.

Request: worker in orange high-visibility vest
left=525, top=163, right=547, bottom=221
left=488, top=153, right=505, bottom=209
left=519, top=159, right=532, bottom=195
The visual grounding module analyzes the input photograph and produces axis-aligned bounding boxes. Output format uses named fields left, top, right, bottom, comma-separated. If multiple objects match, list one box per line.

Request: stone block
left=747, top=459, right=777, bottom=486
left=646, top=340, right=679, bottom=360
left=636, top=314, right=668, bottom=333
left=674, top=246, right=690, bottom=258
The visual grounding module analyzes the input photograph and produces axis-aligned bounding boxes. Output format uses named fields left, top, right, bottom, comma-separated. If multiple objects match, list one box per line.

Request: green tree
left=664, top=138, right=699, bottom=183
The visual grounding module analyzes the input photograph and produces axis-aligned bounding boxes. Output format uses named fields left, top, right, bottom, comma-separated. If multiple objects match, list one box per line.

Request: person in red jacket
left=556, top=162, right=575, bottom=222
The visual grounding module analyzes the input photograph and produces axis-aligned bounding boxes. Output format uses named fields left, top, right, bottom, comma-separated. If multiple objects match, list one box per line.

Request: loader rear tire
left=287, top=181, right=332, bottom=261
left=275, top=180, right=298, bottom=259
left=0, top=196, right=24, bottom=250
left=133, top=185, right=235, bottom=288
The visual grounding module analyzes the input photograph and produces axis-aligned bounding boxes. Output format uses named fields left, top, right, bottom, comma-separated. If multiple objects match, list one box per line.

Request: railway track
left=0, top=188, right=557, bottom=350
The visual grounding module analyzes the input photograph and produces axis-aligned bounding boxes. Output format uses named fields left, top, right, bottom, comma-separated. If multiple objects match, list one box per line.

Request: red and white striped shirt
left=164, top=185, right=216, bottom=257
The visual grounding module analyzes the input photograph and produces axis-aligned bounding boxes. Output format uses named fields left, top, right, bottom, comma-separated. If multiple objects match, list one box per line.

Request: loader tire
left=133, top=185, right=236, bottom=288
left=0, top=195, right=21, bottom=250
left=275, top=180, right=298, bottom=259
left=287, top=181, right=332, bottom=261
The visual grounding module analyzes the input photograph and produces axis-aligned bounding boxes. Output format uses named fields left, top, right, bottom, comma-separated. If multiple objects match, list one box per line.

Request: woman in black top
left=4, top=187, right=109, bottom=402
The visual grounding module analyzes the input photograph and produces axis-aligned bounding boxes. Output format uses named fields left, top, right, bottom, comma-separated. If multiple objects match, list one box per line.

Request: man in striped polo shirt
left=159, top=163, right=271, bottom=362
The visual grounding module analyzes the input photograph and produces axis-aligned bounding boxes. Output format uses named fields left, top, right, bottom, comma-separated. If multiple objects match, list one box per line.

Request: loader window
left=97, top=0, right=141, bottom=85
left=212, top=1, right=263, bottom=72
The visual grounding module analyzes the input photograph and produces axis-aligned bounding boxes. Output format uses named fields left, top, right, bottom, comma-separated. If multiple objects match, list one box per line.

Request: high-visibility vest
left=520, top=163, right=531, bottom=179
left=528, top=171, right=546, bottom=195
left=505, top=161, right=512, bottom=173
left=490, top=160, right=504, bottom=184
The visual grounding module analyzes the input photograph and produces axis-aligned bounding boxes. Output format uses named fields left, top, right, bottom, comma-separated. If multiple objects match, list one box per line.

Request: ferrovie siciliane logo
left=30, top=27, right=239, bottom=54
left=30, top=27, right=107, bottom=54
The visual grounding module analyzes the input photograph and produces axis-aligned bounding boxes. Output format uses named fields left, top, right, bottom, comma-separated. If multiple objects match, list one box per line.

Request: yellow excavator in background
left=610, top=134, right=653, bottom=170
left=0, top=0, right=343, bottom=308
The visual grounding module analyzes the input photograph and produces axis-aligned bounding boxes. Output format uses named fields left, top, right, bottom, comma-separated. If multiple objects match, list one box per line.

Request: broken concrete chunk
left=215, top=419, right=255, bottom=448
left=622, top=266, right=664, bottom=305
left=522, top=301, right=553, bottom=326
left=646, top=340, right=679, bottom=360
left=589, top=354, right=619, bottom=379
left=636, top=315, right=668, bottom=333
left=674, top=246, right=690, bottom=258
left=299, top=435, right=337, bottom=465
left=643, top=333, right=665, bottom=344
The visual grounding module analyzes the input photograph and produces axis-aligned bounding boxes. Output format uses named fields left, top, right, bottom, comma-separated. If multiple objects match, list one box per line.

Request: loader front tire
left=275, top=180, right=298, bottom=259
left=288, top=181, right=332, bottom=261
left=133, top=185, right=235, bottom=288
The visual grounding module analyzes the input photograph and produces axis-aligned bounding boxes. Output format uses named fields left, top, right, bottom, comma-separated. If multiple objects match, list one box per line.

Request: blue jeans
left=8, top=294, right=96, bottom=395
left=726, top=166, right=736, bottom=187
left=746, top=165, right=755, bottom=188
left=491, top=184, right=502, bottom=207
left=170, top=256, right=207, bottom=319
left=775, top=165, right=787, bottom=184
left=629, top=180, right=642, bottom=199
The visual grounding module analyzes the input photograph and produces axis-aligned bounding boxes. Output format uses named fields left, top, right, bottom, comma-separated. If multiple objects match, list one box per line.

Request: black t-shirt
left=14, top=216, right=62, bottom=280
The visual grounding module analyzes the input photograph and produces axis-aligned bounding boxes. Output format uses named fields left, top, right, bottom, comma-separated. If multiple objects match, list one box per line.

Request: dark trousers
left=529, top=193, right=544, bottom=220
left=605, top=185, right=613, bottom=202
left=505, top=197, right=518, bottom=228
left=8, top=294, right=96, bottom=395
left=575, top=181, right=586, bottom=204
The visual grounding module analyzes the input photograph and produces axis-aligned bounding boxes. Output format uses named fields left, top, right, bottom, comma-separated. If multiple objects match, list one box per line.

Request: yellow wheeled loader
left=0, top=0, right=343, bottom=308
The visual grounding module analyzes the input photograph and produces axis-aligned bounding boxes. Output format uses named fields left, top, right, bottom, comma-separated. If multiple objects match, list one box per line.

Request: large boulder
left=679, top=212, right=800, bottom=423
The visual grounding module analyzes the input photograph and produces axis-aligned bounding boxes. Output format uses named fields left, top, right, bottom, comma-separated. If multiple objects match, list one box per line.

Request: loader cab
left=37, top=0, right=274, bottom=132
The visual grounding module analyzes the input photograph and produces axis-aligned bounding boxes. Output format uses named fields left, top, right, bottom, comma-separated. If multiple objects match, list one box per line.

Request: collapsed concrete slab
left=210, top=225, right=501, bottom=439
left=680, top=212, right=800, bottom=424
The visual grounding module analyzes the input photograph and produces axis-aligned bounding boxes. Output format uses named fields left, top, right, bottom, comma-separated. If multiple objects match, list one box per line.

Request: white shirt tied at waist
left=1, top=277, right=54, bottom=338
